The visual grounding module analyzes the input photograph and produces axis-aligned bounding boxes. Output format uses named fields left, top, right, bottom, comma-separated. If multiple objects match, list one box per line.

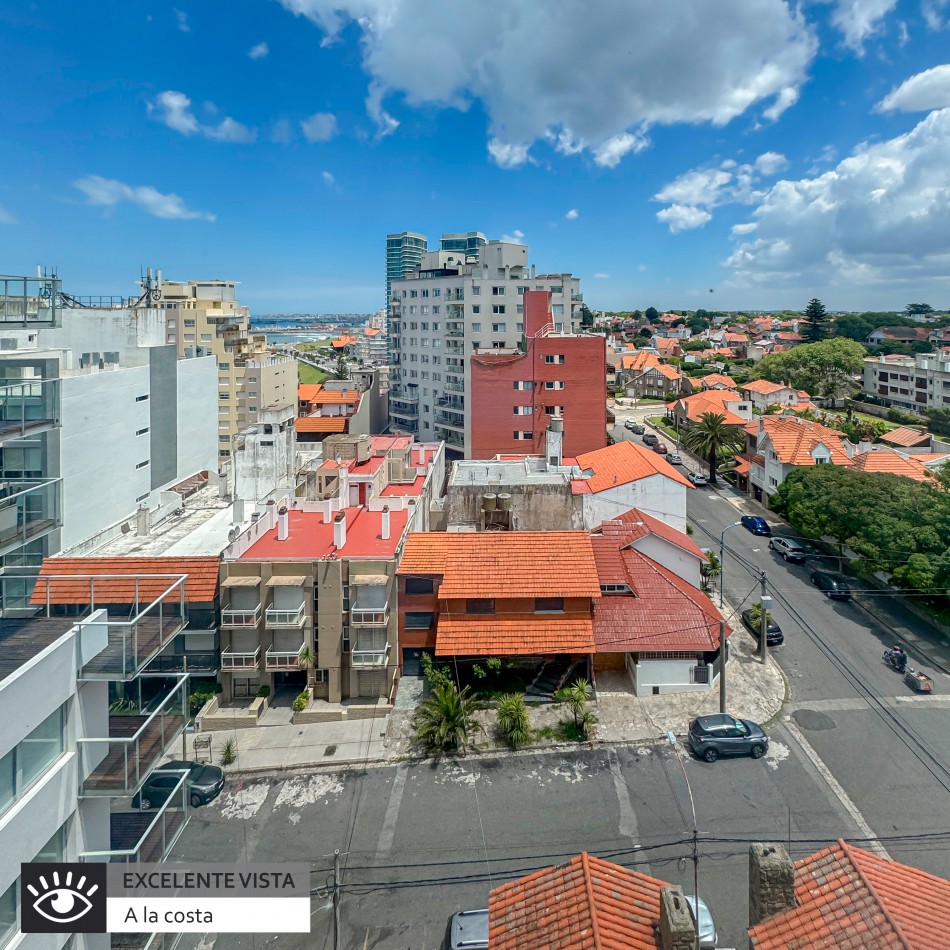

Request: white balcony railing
left=351, top=644, right=391, bottom=667
left=350, top=607, right=390, bottom=626
left=265, top=603, right=306, bottom=627
left=221, top=645, right=261, bottom=669
left=221, top=604, right=262, bottom=627
left=265, top=646, right=305, bottom=671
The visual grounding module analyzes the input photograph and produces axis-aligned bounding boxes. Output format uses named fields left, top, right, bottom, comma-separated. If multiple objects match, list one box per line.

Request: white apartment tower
left=388, top=241, right=583, bottom=454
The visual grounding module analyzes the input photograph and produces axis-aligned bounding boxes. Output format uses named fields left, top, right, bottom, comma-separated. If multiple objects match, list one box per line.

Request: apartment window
left=492, top=286, right=506, bottom=295
left=492, top=341, right=505, bottom=349
left=218, top=362, right=230, bottom=370
left=421, top=322, right=429, bottom=330
left=535, top=597, right=564, bottom=613
left=466, top=598, right=495, bottom=614
left=219, top=392, right=230, bottom=400
left=513, top=431, right=534, bottom=440
left=555, top=323, right=564, bottom=332
left=544, top=381, right=565, bottom=390
left=135, top=460, right=149, bottom=469
left=248, top=375, right=258, bottom=382
left=0, top=706, right=65, bottom=819
left=492, top=306, right=506, bottom=316
left=410, top=290, right=418, bottom=298
left=432, top=306, right=440, bottom=315
left=410, top=322, right=418, bottom=330
left=405, top=577, right=434, bottom=595
left=184, top=319, right=196, bottom=327
left=405, top=612, right=434, bottom=629
left=472, top=305, right=481, bottom=314
left=544, top=355, right=565, bottom=364
left=219, top=436, right=230, bottom=443
left=402, top=290, right=407, bottom=298
left=432, top=322, right=440, bottom=331
left=433, top=288, right=441, bottom=297
left=421, top=338, right=430, bottom=347
left=514, top=405, right=533, bottom=415
left=544, top=405, right=564, bottom=415
left=492, top=322, right=506, bottom=333
left=421, top=289, right=429, bottom=298
left=471, top=322, right=481, bottom=332
left=247, top=391, right=258, bottom=398
left=517, top=286, right=527, bottom=295
left=472, top=286, right=481, bottom=295
left=135, top=394, right=149, bottom=402
left=409, top=305, right=417, bottom=315
left=135, top=427, right=149, bottom=436
left=516, top=321, right=523, bottom=330
left=769, top=476, right=779, bottom=487
left=312, top=669, right=329, bottom=684
left=183, top=334, right=195, bottom=342
left=513, top=381, right=535, bottom=390
left=201, top=333, right=212, bottom=342
left=472, top=341, right=481, bottom=350
left=551, top=286, right=563, bottom=294
left=433, top=372, right=441, bottom=380
left=815, top=457, right=829, bottom=465
left=600, top=583, right=632, bottom=594
left=433, top=339, right=441, bottom=348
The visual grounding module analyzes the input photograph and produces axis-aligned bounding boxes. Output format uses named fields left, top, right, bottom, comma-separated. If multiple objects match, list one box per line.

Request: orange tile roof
left=295, top=416, right=347, bottom=432
left=749, top=839, right=950, bottom=949
left=594, top=509, right=707, bottom=561
left=734, top=458, right=751, bottom=476
left=489, top=851, right=670, bottom=950
left=330, top=334, right=357, bottom=348
left=880, top=426, right=931, bottom=448
left=574, top=441, right=694, bottom=492
left=33, top=556, right=219, bottom=605
left=297, top=383, right=323, bottom=403
left=309, top=389, right=359, bottom=404
left=397, top=532, right=602, bottom=599
left=753, top=416, right=852, bottom=466
left=742, top=379, right=789, bottom=395
left=850, top=449, right=934, bottom=481
left=655, top=364, right=682, bottom=381
left=435, top=616, right=594, bottom=656
left=621, top=351, right=661, bottom=372
left=669, top=390, right=748, bottom=425
left=701, top=373, right=738, bottom=389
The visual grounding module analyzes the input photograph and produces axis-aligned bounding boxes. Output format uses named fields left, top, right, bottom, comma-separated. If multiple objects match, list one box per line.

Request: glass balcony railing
left=434, top=412, right=464, bottom=430
left=80, top=676, right=188, bottom=796
left=391, top=405, right=419, bottom=419
left=349, top=606, right=390, bottom=626
left=0, top=378, right=60, bottom=445
left=221, top=644, right=261, bottom=669
left=265, top=603, right=306, bottom=627
left=351, top=643, right=391, bottom=667
left=220, top=603, right=263, bottom=627
left=144, top=651, right=218, bottom=675
left=0, top=478, right=62, bottom=557
left=435, top=426, right=465, bottom=448
left=80, top=769, right=189, bottom=864
left=0, top=275, right=61, bottom=327
left=265, top=644, right=305, bottom=670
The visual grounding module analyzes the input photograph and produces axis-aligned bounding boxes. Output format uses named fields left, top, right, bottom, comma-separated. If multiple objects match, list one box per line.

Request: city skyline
left=2, top=1, right=950, bottom=313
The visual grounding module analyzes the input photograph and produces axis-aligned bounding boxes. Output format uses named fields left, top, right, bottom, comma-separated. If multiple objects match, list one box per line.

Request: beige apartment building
left=156, top=279, right=296, bottom=460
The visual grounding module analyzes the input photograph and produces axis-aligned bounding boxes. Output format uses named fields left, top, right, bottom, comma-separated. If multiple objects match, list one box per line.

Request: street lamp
left=719, top=520, right=743, bottom=609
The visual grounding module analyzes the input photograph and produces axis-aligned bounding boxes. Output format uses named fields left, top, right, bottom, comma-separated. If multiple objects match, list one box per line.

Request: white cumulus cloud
left=277, top=0, right=816, bottom=167
left=74, top=175, right=215, bottom=222
left=321, top=170, right=335, bottom=186
left=877, top=64, right=950, bottom=113
left=593, top=272, right=610, bottom=279
left=726, top=106, right=950, bottom=288
left=249, top=42, right=270, bottom=59
left=366, top=81, right=399, bottom=139
left=656, top=204, right=713, bottom=233
left=488, top=139, right=530, bottom=169
left=565, top=208, right=579, bottom=220
left=149, top=91, right=256, bottom=143
left=829, top=0, right=898, bottom=51
left=300, top=112, right=338, bottom=142
left=755, top=151, right=789, bottom=174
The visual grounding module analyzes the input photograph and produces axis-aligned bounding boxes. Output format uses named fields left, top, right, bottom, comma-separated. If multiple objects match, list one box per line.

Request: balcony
left=351, top=642, right=391, bottom=668
left=0, top=378, right=61, bottom=445
left=391, top=405, right=419, bottom=420
left=445, top=342, right=464, bottom=356
left=350, top=606, right=390, bottom=626
left=265, top=603, right=306, bottom=628
left=80, top=676, right=188, bottom=796
left=221, top=644, right=262, bottom=669
left=435, top=426, right=465, bottom=449
left=81, top=769, right=189, bottom=864
left=144, top=651, right=218, bottom=675
left=390, top=390, right=419, bottom=404
left=0, top=274, right=61, bottom=327
left=0, top=477, right=63, bottom=558
left=435, top=411, right=464, bottom=430
left=445, top=326, right=464, bottom=338
left=220, top=603, right=263, bottom=627
left=265, top=644, right=305, bottom=671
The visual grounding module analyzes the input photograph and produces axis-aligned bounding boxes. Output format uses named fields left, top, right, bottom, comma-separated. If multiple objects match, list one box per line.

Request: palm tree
left=555, top=678, right=594, bottom=730
left=496, top=693, right=531, bottom=750
left=700, top=550, right=721, bottom=593
left=681, top=411, right=746, bottom=486
left=298, top=646, right=316, bottom=689
left=413, top=683, right=482, bottom=754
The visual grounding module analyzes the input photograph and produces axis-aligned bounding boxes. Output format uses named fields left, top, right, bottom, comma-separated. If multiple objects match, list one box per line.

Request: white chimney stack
left=546, top=410, right=564, bottom=469
left=380, top=505, right=391, bottom=540
left=416, top=444, right=426, bottom=466
left=333, top=510, right=347, bottom=550
left=277, top=506, right=289, bottom=541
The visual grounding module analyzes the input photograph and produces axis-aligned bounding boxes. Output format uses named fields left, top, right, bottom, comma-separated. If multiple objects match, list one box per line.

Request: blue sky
left=2, top=0, right=950, bottom=314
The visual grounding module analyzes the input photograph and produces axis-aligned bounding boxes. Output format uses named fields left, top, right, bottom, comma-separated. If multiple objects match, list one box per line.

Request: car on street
left=768, top=537, right=806, bottom=563
left=684, top=896, right=718, bottom=949
left=667, top=453, right=683, bottom=465
left=642, top=432, right=659, bottom=446
left=652, top=442, right=668, bottom=455
left=687, top=472, right=708, bottom=487
left=132, top=760, right=225, bottom=810
left=740, top=515, right=771, bottom=536
left=810, top=570, right=852, bottom=600
left=740, top=608, right=785, bottom=646
left=624, top=420, right=645, bottom=434
left=450, top=909, right=489, bottom=949
left=687, top=714, right=769, bottom=762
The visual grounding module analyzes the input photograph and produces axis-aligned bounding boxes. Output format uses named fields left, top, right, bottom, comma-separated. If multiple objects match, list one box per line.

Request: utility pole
left=759, top=572, right=772, bottom=666
left=718, top=620, right=727, bottom=714
left=333, top=849, right=341, bottom=950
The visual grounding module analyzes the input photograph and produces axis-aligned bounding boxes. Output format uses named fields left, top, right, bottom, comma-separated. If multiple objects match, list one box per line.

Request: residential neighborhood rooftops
left=594, top=509, right=707, bottom=561
left=297, top=383, right=324, bottom=403
left=667, top=390, right=749, bottom=425
left=573, top=440, right=693, bottom=493
left=850, top=448, right=935, bottom=481
left=741, top=379, right=789, bottom=395
left=702, top=373, right=738, bottom=389
left=746, top=415, right=852, bottom=467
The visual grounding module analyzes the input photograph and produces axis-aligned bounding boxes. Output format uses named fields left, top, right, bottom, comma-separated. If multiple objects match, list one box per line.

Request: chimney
left=322, top=499, right=333, bottom=524
left=416, top=443, right=426, bottom=466
left=333, top=510, right=347, bottom=550
left=658, top=886, right=696, bottom=950
left=749, top=843, right=796, bottom=928
left=277, top=506, right=289, bottom=541
left=546, top=410, right=564, bottom=468
left=136, top=505, right=151, bottom=537
left=380, top=505, right=391, bottom=540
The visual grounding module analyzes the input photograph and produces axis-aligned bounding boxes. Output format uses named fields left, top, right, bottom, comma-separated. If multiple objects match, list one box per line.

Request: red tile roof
left=749, top=839, right=950, bottom=950
left=702, top=373, right=738, bottom=390
left=750, top=416, right=852, bottom=467
left=594, top=509, right=707, bottom=561
left=397, top=532, right=602, bottom=599
left=435, top=616, right=594, bottom=657
left=297, top=383, right=323, bottom=403
left=573, top=441, right=693, bottom=493
left=742, top=379, right=790, bottom=395
left=668, top=390, right=749, bottom=426
left=308, top=389, right=359, bottom=404
left=850, top=449, right=934, bottom=481
left=33, top=556, right=219, bottom=604
left=295, top=416, right=347, bottom=433
left=489, top=851, right=670, bottom=950
left=880, top=426, right=931, bottom=448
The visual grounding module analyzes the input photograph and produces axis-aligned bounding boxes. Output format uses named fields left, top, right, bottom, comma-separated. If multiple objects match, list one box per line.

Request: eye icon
left=28, top=872, right=98, bottom=924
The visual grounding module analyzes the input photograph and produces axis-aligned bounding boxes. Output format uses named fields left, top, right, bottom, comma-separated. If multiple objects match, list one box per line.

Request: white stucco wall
left=630, top=534, right=703, bottom=588
left=34, top=307, right=167, bottom=368
left=177, top=354, right=217, bottom=476
left=581, top=474, right=688, bottom=533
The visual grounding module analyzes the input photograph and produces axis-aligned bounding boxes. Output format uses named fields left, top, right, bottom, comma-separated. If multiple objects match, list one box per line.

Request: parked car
left=132, top=760, right=225, bottom=810
left=642, top=432, right=659, bottom=446
left=624, top=420, right=645, bottom=434
left=810, top=571, right=852, bottom=600
left=740, top=515, right=771, bottom=536
left=740, top=608, right=784, bottom=646
left=769, top=537, right=806, bottom=563
left=653, top=442, right=669, bottom=455
left=687, top=714, right=769, bottom=762
left=450, top=909, right=489, bottom=949
left=667, top=454, right=683, bottom=465
left=687, top=472, right=708, bottom=487
left=684, top=896, right=718, bottom=949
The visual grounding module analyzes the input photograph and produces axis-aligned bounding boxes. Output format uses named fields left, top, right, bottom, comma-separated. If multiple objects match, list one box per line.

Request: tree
left=680, top=412, right=746, bottom=486
left=746, top=602, right=775, bottom=628
left=332, top=353, right=349, bottom=380
left=496, top=693, right=531, bottom=750
left=700, top=550, right=721, bottom=593
left=555, top=679, right=597, bottom=741
left=636, top=326, right=652, bottom=339
left=645, top=307, right=659, bottom=322
left=298, top=646, right=316, bottom=689
left=802, top=298, right=829, bottom=342
left=413, top=683, right=482, bottom=754
left=905, top=303, right=935, bottom=317
left=750, top=337, right=867, bottom=405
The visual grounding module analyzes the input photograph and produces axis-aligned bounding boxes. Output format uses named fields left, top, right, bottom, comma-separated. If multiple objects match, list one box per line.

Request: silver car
left=450, top=909, right=489, bottom=949
left=685, top=895, right=718, bottom=949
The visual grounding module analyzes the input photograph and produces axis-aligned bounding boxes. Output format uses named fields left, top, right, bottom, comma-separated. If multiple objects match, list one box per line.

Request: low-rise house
left=741, top=379, right=815, bottom=413
left=618, top=350, right=685, bottom=398
left=848, top=447, right=946, bottom=482
left=666, top=390, right=753, bottom=431
left=866, top=325, right=931, bottom=345
left=879, top=425, right=933, bottom=451
left=700, top=372, right=738, bottom=391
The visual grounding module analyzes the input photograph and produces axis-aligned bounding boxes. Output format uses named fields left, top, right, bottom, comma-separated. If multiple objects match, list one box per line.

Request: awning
left=349, top=574, right=390, bottom=586
left=221, top=575, right=261, bottom=588
left=265, top=575, right=308, bottom=587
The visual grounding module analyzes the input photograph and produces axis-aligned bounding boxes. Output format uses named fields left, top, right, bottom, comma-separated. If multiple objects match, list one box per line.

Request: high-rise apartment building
left=385, top=232, right=427, bottom=318
left=155, top=278, right=296, bottom=462
left=388, top=241, right=584, bottom=455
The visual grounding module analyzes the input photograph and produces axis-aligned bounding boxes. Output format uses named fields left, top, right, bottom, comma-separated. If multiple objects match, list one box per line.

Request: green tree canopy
left=802, top=298, right=830, bottom=342
left=905, top=303, right=935, bottom=316
left=332, top=353, right=350, bottom=380
left=645, top=307, right=659, bottom=322
left=680, top=411, right=746, bottom=485
left=750, top=337, right=867, bottom=403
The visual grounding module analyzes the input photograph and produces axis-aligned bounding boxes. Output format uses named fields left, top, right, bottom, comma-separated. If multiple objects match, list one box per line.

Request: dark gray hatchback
left=687, top=714, right=769, bottom=763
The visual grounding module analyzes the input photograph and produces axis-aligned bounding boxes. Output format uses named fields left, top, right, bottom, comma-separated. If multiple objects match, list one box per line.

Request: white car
left=667, top=454, right=683, bottom=465
left=687, top=471, right=708, bottom=486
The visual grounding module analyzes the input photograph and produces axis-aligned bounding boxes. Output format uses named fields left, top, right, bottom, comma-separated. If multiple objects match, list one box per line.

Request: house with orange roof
left=295, top=380, right=368, bottom=443
left=700, top=372, right=738, bottom=391
left=849, top=448, right=938, bottom=482
left=666, top=389, right=753, bottom=430
left=618, top=350, right=686, bottom=398
left=879, top=425, right=933, bottom=451
left=741, top=378, right=815, bottom=413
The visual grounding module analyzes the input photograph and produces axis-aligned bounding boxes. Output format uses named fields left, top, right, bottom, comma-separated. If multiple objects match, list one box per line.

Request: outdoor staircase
left=525, top=657, right=587, bottom=701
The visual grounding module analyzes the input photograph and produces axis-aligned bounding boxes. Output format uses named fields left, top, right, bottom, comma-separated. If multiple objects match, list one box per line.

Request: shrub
left=189, top=690, right=215, bottom=716
left=413, top=683, right=482, bottom=753
left=496, top=693, right=531, bottom=750
left=220, top=739, right=237, bottom=765
left=256, top=685, right=271, bottom=698
left=420, top=651, right=454, bottom=690
left=292, top=691, right=309, bottom=713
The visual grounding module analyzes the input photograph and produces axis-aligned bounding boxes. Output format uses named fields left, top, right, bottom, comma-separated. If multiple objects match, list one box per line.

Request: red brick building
left=469, top=290, right=606, bottom=460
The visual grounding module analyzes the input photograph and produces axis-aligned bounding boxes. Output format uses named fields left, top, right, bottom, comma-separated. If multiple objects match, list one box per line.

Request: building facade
left=862, top=352, right=950, bottom=412
left=385, top=232, right=427, bottom=319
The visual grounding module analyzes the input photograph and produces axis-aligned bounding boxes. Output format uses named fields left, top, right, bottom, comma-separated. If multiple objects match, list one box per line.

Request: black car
left=740, top=609, right=784, bottom=646
left=132, top=760, right=225, bottom=809
left=810, top=571, right=851, bottom=600
left=642, top=432, right=659, bottom=446
left=687, top=714, right=769, bottom=763
left=624, top=420, right=645, bottom=434
left=740, top=515, right=771, bottom=536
